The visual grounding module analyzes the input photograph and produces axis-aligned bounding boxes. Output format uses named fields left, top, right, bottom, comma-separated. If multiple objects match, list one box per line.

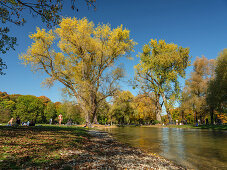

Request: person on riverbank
left=58, top=114, right=63, bottom=125
left=8, top=118, right=14, bottom=126
left=49, top=118, right=52, bottom=125
left=16, top=116, right=21, bottom=126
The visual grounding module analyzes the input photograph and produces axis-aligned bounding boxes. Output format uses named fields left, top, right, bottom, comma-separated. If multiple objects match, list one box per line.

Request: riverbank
left=142, top=124, right=227, bottom=130
left=92, top=124, right=227, bottom=130
left=0, top=125, right=186, bottom=169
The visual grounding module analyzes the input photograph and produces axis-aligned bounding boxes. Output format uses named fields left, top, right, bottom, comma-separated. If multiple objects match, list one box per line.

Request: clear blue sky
left=1, top=0, right=227, bottom=103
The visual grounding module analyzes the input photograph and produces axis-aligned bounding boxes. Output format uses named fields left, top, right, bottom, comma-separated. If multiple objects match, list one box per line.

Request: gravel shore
left=58, top=129, right=187, bottom=170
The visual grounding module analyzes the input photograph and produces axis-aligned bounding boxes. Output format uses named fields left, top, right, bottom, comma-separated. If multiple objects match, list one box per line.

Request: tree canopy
left=0, top=0, right=96, bottom=74
left=20, top=17, right=136, bottom=123
left=135, top=39, right=190, bottom=123
left=207, top=49, right=227, bottom=122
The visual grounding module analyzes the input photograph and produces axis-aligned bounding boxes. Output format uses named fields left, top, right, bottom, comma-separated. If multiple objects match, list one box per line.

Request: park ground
left=92, top=124, right=227, bottom=130
left=1, top=124, right=226, bottom=169
left=0, top=125, right=186, bottom=169
left=140, top=124, right=227, bottom=130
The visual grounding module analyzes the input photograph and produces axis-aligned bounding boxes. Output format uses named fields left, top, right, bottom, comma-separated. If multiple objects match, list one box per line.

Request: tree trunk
left=195, top=112, right=198, bottom=123
left=166, top=109, right=173, bottom=124
left=210, top=107, right=214, bottom=125
left=155, top=94, right=162, bottom=122
left=161, top=93, right=173, bottom=124
left=92, top=109, right=98, bottom=124
left=156, top=109, right=162, bottom=122
left=90, top=90, right=98, bottom=124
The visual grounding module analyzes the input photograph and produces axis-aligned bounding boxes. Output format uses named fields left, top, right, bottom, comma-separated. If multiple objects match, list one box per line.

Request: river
left=103, top=127, right=227, bottom=169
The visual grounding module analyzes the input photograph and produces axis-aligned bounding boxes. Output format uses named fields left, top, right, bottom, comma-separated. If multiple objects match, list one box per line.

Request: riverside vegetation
left=0, top=16, right=226, bottom=169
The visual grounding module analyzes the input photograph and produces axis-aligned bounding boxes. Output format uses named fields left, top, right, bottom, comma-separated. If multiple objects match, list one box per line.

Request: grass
left=0, top=125, right=90, bottom=169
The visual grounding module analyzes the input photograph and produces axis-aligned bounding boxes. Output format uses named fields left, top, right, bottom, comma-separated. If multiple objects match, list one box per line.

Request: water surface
left=104, top=127, right=227, bottom=169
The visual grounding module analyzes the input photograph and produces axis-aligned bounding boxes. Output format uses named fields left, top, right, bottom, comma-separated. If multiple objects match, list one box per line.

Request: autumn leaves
left=20, top=17, right=191, bottom=124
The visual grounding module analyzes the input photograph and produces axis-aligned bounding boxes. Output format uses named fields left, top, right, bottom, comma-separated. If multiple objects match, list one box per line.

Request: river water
left=103, top=127, right=227, bottom=169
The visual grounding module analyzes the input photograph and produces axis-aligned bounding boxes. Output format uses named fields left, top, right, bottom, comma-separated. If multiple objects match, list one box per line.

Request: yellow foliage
left=19, top=17, right=136, bottom=122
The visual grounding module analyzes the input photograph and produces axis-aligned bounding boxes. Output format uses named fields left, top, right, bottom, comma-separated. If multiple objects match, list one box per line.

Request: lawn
left=0, top=125, right=90, bottom=169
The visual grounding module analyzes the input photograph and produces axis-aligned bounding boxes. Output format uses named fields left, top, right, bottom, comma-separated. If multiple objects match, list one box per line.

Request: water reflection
left=104, top=127, right=227, bottom=169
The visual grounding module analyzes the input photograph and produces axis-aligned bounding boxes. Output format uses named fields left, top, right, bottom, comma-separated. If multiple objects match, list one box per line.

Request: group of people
left=7, top=116, right=35, bottom=126
left=7, top=114, right=63, bottom=126
left=8, top=117, right=21, bottom=126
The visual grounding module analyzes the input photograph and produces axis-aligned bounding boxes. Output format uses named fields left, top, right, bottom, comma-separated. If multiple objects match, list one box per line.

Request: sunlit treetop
left=20, top=17, right=136, bottom=123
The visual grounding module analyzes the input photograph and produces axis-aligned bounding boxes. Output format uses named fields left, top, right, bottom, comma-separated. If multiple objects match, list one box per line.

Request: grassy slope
left=0, top=125, right=90, bottom=169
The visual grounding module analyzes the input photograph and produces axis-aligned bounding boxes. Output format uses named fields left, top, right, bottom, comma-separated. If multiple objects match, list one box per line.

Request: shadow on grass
left=0, top=125, right=90, bottom=169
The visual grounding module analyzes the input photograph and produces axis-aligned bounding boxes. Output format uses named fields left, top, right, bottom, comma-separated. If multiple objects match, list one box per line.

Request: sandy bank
left=60, top=129, right=187, bottom=169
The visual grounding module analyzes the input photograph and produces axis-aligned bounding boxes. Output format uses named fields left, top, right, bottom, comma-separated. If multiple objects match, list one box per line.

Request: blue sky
left=1, top=0, right=227, bottom=103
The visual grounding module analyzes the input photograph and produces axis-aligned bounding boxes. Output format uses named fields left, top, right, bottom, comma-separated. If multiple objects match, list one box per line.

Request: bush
left=152, top=120, right=161, bottom=125
left=0, top=107, right=11, bottom=123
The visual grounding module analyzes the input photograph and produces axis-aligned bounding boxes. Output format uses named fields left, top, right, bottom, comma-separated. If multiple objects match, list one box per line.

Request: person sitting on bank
left=29, top=120, right=35, bottom=126
left=8, top=118, right=14, bottom=126
left=16, top=116, right=21, bottom=126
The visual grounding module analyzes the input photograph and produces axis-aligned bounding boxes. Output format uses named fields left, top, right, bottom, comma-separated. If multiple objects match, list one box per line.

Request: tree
left=110, top=91, right=134, bottom=124
left=0, top=53, right=7, bottom=75
left=0, top=0, right=96, bottom=74
left=20, top=17, right=136, bottom=124
left=0, top=105, right=11, bottom=123
left=135, top=39, right=190, bottom=123
left=207, top=49, right=227, bottom=124
left=44, top=102, right=57, bottom=122
left=97, top=99, right=110, bottom=124
left=0, top=100, right=15, bottom=113
left=183, top=56, right=215, bottom=123
left=0, top=99, right=15, bottom=123
left=14, top=95, right=45, bottom=122
left=133, top=93, right=156, bottom=124
left=38, top=96, right=51, bottom=105
left=0, top=91, right=9, bottom=100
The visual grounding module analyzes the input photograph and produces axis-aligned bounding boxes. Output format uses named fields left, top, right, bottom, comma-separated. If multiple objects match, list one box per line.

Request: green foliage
left=14, top=95, right=45, bottom=123
left=0, top=106, right=11, bottom=123
left=110, top=91, right=135, bottom=124
left=20, top=17, right=136, bottom=123
left=0, top=91, right=86, bottom=124
left=44, top=102, right=57, bottom=122
left=54, top=101, right=84, bottom=124
left=97, top=100, right=110, bottom=124
left=0, top=100, right=15, bottom=112
left=152, top=120, right=160, bottom=125
left=0, top=54, right=7, bottom=75
left=207, top=49, right=227, bottom=112
left=135, top=39, right=191, bottom=122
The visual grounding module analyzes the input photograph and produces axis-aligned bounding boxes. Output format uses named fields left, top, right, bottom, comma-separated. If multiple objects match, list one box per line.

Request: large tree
left=183, top=56, right=215, bottom=123
left=134, top=39, right=190, bottom=123
left=207, top=49, right=227, bottom=124
left=0, top=0, right=96, bottom=74
left=20, top=17, right=135, bottom=124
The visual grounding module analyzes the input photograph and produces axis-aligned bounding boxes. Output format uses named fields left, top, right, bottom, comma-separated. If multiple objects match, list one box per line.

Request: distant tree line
left=164, top=52, right=227, bottom=125
left=0, top=92, right=83, bottom=124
